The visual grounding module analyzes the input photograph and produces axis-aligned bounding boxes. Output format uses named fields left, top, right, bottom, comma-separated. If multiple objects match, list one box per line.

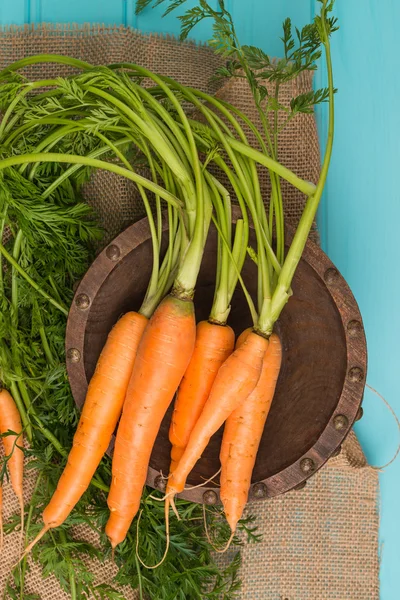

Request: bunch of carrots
left=0, top=0, right=336, bottom=570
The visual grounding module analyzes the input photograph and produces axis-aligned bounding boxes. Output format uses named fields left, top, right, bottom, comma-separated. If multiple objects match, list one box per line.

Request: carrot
left=105, top=294, right=196, bottom=549
left=23, top=311, right=148, bottom=554
left=168, top=321, right=235, bottom=473
left=235, top=327, right=253, bottom=349
left=0, top=388, right=24, bottom=550
left=220, top=332, right=282, bottom=533
left=167, top=331, right=268, bottom=496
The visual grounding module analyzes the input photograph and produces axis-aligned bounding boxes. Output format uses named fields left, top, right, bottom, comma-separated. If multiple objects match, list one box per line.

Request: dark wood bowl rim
left=65, top=210, right=367, bottom=504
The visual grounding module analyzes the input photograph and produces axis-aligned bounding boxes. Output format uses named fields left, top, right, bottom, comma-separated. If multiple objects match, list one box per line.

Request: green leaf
left=266, top=96, right=288, bottom=112
left=281, top=18, right=295, bottom=59
left=242, top=45, right=270, bottom=70
left=290, top=87, right=333, bottom=115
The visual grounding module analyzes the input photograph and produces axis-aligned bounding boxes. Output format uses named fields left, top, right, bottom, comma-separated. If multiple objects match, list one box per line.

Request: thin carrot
left=220, top=332, right=282, bottom=533
left=0, top=388, right=24, bottom=550
left=105, top=294, right=196, bottom=549
left=167, top=331, right=268, bottom=496
left=168, top=321, right=235, bottom=473
left=22, top=311, right=148, bottom=555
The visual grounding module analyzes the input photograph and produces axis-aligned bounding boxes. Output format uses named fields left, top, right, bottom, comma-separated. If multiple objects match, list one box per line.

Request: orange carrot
left=169, top=321, right=235, bottom=473
left=0, top=388, right=24, bottom=549
left=220, top=332, right=282, bottom=532
left=235, top=327, right=253, bottom=349
left=23, top=311, right=147, bottom=554
left=167, top=331, right=268, bottom=496
left=106, top=294, right=196, bottom=549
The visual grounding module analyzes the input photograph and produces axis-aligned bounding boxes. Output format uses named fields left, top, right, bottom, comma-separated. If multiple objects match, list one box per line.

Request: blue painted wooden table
left=1, top=1, right=398, bottom=597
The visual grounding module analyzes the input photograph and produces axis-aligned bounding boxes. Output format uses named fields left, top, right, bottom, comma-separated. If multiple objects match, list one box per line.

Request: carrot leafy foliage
left=0, top=83, right=255, bottom=600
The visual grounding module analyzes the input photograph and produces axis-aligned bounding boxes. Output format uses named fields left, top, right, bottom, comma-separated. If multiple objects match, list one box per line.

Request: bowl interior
left=83, top=226, right=347, bottom=486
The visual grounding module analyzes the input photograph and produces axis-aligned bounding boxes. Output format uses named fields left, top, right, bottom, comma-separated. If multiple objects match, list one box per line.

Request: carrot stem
left=8, top=382, right=31, bottom=443
left=211, top=215, right=258, bottom=326
left=0, top=211, right=6, bottom=294
left=0, top=54, right=92, bottom=76
left=59, top=529, right=77, bottom=600
left=259, top=4, right=335, bottom=334
left=0, top=240, right=67, bottom=316
left=38, top=324, right=53, bottom=366
left=135, top=555, right=144, bottom=600
left=0, top=154, right=183, bottom=210
left=20, top=473, right=42, bottom=599
left=11, top=231, right=35, bottom=421
left=0, top=80, right=61, bottom=139
left=40, top=137, right=133, bottom=199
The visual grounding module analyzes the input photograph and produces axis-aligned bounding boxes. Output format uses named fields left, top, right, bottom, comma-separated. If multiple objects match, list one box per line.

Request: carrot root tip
left=203, top=505, right=235, bottom=554
left=135, top=502, right=170, bottom=570
left=21, top=524, right=50, bottom=560
left=169, top=496, right=180, bottom=521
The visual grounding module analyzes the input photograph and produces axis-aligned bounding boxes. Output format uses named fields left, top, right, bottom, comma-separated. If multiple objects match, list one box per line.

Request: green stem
left=41, top=137, right=132, bottom=199
left=273, top=82, right=280, bottom=157
left=137, top=185, right=160, bottom=304
left=140, top=206, right=180, bottom=317
left=226, top=137, right=315, bottom=196
left=182, top=87, right=274, bottom=251
left=260, top=6, right=335, bottom=334
left=181, top=97, right=272, bottom=307
left=11, top=230, right=23, bottom=317
left=20, top=472, right=43, bottom=599
left=0, top=80, right=61, bottom=139
left=0, top=240, right=68, bottom=316
left=211, top=215, right=258, bottom=326
left=9, top=381, right=32, bottom=442
left=135, top=554, right=144, bottom=600
left=270, top=172, right=285, bottom=265
left=0, top=210, right=6, bottom=293
left=0, top=54, right=92, bottom=76
left=174, top=184, right=212, bottom=296
left=59, top=529, right=77, bottom=600
left=0, top=153, right=182, bottom=209
left=109, top=63, right=205, bottom=211
left=34, top=300, right=54, bottom=365
left=94, top=131, right=161, bottom=307
left=47, top=276, right=64, bottom=306
left=40, top=327, right=56, bottom=365
left=11, top=231, right=35, bottom=425
left=227, top=219, right=245, bottom=298
left=5, top=118, right=84, bottom=152
left=148, top=115, right=196, bottom=236
left=84, top=84, right=194, bottom=193
left=139, top=138, right=163, bottom=245
left=28, top=124, right=128, bottom=181
left=207, top=176, right=231, bottom=324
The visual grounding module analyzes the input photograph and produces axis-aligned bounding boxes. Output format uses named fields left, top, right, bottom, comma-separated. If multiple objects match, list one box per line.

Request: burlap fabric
left=0, top=26, right=379, bottom=599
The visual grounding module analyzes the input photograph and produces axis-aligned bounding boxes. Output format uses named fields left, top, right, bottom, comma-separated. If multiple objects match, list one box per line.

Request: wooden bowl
left=66, top=209, right=367, bottom=504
